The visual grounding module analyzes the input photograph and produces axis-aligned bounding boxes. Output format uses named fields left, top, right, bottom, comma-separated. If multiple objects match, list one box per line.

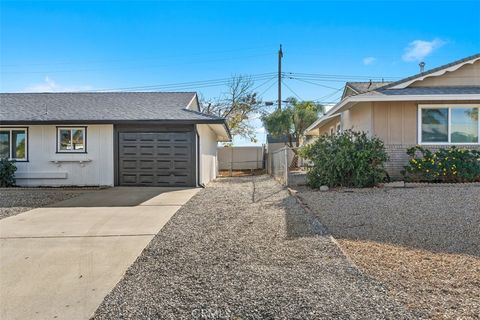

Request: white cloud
left=24, top=77, right=92, bottom=92
left=362, top=57, right=376, bottom=65
left=402, top=38, right=446, bottom=62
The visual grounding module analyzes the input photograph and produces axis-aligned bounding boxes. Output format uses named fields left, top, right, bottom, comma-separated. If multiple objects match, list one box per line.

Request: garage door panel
left=118, top=130, right=195, bottom=187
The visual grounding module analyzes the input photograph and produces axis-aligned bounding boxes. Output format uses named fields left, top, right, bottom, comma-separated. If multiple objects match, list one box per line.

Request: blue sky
left=1, top=1, right=479, bottom=144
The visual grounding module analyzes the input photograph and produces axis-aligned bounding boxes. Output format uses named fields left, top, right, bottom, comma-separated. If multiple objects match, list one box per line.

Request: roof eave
left=0, top=119, right=227, bottom=125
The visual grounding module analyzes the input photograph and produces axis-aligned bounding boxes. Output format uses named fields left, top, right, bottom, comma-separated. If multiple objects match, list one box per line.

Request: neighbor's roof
left=266, top=134, right=290, bottom=144
left=0, top=92, right=225, bottom=123
left=346, top=81, right=391, bottom=94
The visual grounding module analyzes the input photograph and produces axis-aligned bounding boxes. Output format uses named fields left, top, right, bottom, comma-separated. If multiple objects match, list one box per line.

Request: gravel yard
left=93, top=176, right=415, bottom=319
left=0, top=188, right=92, bottom=220
left=296, top=185, right=480, bottom=319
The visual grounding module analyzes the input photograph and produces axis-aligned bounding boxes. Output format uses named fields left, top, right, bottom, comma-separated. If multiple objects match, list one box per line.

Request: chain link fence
left=267, top=146, right=308, bottom=186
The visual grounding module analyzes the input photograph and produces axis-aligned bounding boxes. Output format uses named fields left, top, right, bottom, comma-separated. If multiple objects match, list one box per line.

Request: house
left=266, top=134, right=296, bottom=154
left=304, top=53, right=480, bottom=178
left=0, top=92, right=231, bottom=187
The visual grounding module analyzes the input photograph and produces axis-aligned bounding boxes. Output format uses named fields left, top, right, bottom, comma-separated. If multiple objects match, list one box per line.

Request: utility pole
left=278, top=44, right=283, bottom=110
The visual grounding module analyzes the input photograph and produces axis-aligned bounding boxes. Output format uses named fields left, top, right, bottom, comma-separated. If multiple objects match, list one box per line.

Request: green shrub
left=0, top=159, right=17, bottom=187
left=402, top=146, right=480, bottom=183
left=299, top=130, right=389, bottom=188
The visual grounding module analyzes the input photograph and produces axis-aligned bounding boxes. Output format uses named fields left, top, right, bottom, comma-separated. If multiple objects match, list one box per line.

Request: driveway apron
left=0, top=187, right=199, bottom=320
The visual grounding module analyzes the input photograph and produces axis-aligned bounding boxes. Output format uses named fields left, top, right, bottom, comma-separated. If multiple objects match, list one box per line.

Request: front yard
left=295, top=185, right=480, bottom=319
left=93, top=176, right=414, bottom=319
left=0, top=188, right=92, bottom=220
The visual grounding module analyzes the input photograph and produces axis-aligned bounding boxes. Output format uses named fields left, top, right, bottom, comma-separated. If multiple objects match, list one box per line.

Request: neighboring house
left=305, top=53, right=480, bottom=178
left=266, top=134, right=297, bottom=154
left=0, top=92, right=231, bottom=187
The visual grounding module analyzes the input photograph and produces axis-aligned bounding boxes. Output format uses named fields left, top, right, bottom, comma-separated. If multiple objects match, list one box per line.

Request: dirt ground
left=296, top=185, right=480, bottom=319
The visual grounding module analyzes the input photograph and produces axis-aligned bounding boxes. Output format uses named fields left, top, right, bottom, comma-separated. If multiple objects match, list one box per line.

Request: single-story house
left=304, top=53, right=480, bottom=178
left=0, top=92, right=231, bottom=187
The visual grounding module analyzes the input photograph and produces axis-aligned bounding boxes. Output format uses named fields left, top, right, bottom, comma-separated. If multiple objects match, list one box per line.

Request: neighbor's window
left=0, top=128, right=28, bottom=160
left=57, top=127, right=86, bottom=152
left=419, top=105, right=479, bottom=144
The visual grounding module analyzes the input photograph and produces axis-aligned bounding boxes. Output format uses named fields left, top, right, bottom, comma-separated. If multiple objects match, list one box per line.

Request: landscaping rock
left=93, top=176, right=414, bottom=319
left=320, top=185, right=329, bottom=191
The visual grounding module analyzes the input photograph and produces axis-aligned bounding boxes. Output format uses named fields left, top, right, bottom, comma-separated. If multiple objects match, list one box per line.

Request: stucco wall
left=317, top=117, right=341, bottom=136
left=342, top=102, right=373, bottom=134
left=410, top=60, right=480, bottom=87
left=196, top=124, right=218, bottom=185
left=5, top=124, right=114, bottom=186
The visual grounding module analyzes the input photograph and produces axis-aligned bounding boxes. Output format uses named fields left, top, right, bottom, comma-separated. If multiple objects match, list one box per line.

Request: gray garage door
left=118, top=130, right=195, bottom=187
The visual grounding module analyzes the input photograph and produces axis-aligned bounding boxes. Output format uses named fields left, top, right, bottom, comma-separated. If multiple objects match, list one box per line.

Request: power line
left=88, top=73, right=277, bottom=92
left=258, top=79, right=278, bottom=97
left=282, top=79, right=302, bottom=100
left=1, top=44, right=279, bottom=68
left=288, top=77, right=340, bottom=90
left=1, top=53, right=275, bottom=74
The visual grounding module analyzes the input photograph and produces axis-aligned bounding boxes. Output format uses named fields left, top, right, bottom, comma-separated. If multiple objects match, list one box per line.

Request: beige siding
left=410, top=60, right=480, bottom=87
left=372, top=101, right=417, bottom=144
left=342, top=102, right=373, bottom=134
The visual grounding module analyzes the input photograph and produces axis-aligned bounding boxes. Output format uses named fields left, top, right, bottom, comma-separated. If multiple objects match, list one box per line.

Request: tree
left=262, top=97, right=324, bottom=150
left=202, top=75, right=262, bottom=142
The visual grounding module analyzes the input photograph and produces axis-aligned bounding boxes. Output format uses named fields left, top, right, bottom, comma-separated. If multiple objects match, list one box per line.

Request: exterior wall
left=371, top=100, right=480, bottom=179
left=217, top=146, right=264, bottom=170
left=317, top=118, right=341, bottom=136
left=372, top=101, right=417, bottom=144
left=342, top=102, right=373, bottom=134
left=385, top=144, right=480, bottom=180
left=410, top=60, right=480, bottom=87
left=4, top=124, right=114, bottom=186
left=196, top=124, right=218, bottom=185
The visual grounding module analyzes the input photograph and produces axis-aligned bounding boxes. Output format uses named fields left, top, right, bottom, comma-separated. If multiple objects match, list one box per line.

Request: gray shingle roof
left=346, top=81, right=391, bottom=93
left=0, top=92, right=225, bottom=123
left=266, top=134, right=290, bottom=143
left=372, top=86, right=480, bottom=96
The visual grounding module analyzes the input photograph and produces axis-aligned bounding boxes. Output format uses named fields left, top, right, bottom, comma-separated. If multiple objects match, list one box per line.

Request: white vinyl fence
left=217, top=146, right=265, bottom=171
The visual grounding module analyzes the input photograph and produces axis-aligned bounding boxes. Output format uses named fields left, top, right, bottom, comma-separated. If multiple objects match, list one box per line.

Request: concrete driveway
left=0, top=187, right=200, bottom=320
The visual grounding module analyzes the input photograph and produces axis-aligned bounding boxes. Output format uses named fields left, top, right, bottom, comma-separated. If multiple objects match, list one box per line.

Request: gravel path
left=296, top=185, right=480, bottom=319
left=0, top=188, right=91, bottom=220
left=93, top=176, right=415, bottom=319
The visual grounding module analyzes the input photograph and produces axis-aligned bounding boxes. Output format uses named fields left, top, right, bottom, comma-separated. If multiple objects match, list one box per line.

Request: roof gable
left=383, top=53, right=480, bottom=89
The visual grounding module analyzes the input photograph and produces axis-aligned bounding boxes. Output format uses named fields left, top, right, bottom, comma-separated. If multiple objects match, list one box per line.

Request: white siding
left=3, top=124, right=114, bottom=186
left=196, top=124, right=218, bottom=185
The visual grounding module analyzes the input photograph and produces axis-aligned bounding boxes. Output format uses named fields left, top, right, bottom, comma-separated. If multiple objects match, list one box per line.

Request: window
left=57, top=127, right=87, bottom=153
left=336, top=123, right=341, bottom=133
left=329, top=126, right=335, bottom=136
left=419, top=105, right=479, bottom=144
left=0, top=128, right=28, bottom=161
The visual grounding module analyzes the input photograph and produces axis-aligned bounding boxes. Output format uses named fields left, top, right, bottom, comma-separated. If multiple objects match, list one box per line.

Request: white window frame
left=418, top=104, right=480, bottom=145
left=0, top=127, right=28, bottom=161
left=336, top=122, right=341, bottom=133
left=56, top=127, right=87, bottom=153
